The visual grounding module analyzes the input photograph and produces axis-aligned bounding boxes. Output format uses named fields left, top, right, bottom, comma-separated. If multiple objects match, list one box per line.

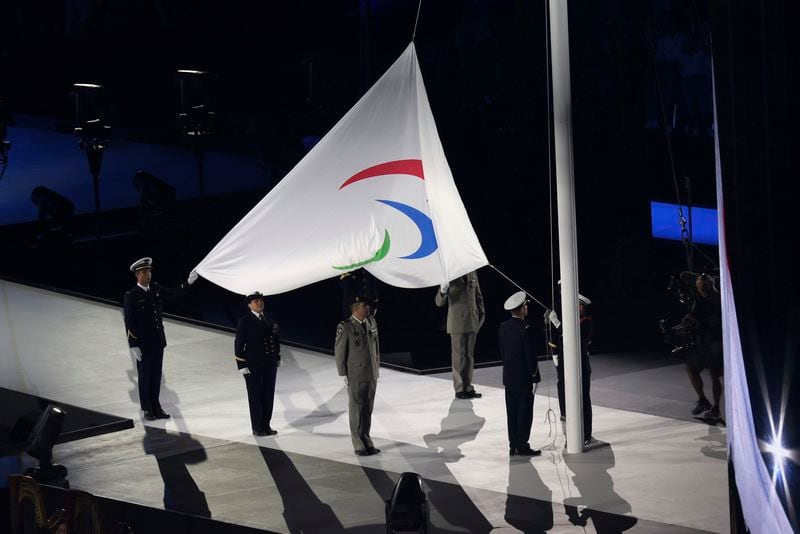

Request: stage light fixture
left=133, top=170, right=176, bottom=217
left=71, top=83, right=112, bottom=151
left=176, top=69, right=216, bottom=197
left=31, top=186, right=75, bottom=238
left=385, top=472, right=429, bottom=533
left=25, top=404, right=68, bottom=482
left=70, top=82, right=112, bottom=239
left=176, top=69, right=216, bottom=138
left=764, top=438, right=790, bottom=473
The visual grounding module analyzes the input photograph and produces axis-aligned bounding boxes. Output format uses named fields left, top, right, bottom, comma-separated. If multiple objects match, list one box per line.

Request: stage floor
left=0, top=280, right=728, bottom=533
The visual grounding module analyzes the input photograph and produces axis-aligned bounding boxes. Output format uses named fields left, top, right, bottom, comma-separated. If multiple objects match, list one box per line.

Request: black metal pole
left=194, top=142, right=206, bottom=198
left=86, top=144, right=104, bottom=240
left=685, top=175, right=693, bottom=272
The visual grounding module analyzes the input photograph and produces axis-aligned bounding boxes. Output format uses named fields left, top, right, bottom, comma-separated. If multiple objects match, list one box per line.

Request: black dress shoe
left=510, top=446, right=541, bottom=457
left=264, top=428, right=278, bottom=436
left=467, top=390, right=482, bottom=399
left=155, top=411, right=171, bottom=419
left=455, top=392, right=471, bottom=399
left=253, top=430, right=268, bottom=437
left=143, top=411, right=157, bottom=421
left=367, top=447, right=380, bottom=454
left=354, top=449, right=370, bottom=456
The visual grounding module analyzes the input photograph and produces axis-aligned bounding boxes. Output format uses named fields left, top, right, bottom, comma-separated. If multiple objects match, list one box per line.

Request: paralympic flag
left=194, top=43, right=488, bottom=295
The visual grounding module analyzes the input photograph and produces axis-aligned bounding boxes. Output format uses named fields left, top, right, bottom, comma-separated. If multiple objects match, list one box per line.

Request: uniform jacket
left=498, top=317, right=541, bottom=387
left=434, top=271, right=485, bottom=334
left=335, top=316, right=380, bottom=382
left=579, top=315, right=593, bottom=355
left=123, top=282, right=190, bottom=351
left=549, top=298, right=593, bottom=356
left=234, top=312, right=281, bottom=371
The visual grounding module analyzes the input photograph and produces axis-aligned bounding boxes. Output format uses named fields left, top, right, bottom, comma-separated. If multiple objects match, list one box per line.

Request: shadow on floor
left=142, top=426, right=211, bottom=518
left=562, top=442, right=638, bottom=533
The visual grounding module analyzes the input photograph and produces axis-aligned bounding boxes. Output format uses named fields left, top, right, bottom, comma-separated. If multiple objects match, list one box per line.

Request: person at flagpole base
left=123, top=257, right=197, bottom=421
left=550, top=293, right=595, bottom=447
left=499, top=291, right=542, bottom=457
left=335, top=296, right=381, bottom=456
left=435, top=271, right=485, bottom=399
left=234, top=291, right=281, bottom=437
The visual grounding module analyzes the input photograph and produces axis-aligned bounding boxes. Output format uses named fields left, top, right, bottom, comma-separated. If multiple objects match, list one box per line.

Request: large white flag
left=195, top=43, right=488, bottom=295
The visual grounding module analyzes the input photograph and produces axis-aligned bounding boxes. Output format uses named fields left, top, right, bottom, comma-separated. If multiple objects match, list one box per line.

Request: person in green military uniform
left=435, top=270, right=485, bottom=399
left=335, top=295, right=380, bottom=456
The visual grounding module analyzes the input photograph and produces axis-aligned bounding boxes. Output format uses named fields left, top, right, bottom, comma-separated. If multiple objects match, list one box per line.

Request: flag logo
left=332, top=159, right=438, bottom=270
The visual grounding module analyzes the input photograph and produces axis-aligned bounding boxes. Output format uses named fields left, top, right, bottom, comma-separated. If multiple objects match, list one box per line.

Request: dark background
left=2, top=0, right=797, bottom=528
left=0, top=0, right=717, bottom=363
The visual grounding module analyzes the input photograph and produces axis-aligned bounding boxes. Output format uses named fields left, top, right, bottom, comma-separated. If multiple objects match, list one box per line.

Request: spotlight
left=25, top=404, right=68, bottom=482
left=70, top=83, right=112, bottom=240
left=71, top=83, right=113, bottom=150
left=176, top=69, right=216, bottom=138
left=176, top=69, right=216, bottom=198
left=385, top=472, right=429, bottom=534
left=31, top=186, right=75, bottom=239
left=133, top=170, right=176, bottom=217
left=764, top=438, right=790, bottom=475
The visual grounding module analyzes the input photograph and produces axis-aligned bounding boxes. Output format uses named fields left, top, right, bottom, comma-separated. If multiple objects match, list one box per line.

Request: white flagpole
left=548, top=0, right=584, bottom=454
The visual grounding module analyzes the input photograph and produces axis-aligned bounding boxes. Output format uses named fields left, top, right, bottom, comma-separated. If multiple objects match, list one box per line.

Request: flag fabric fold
left=195, top=43, right=488, bottom=295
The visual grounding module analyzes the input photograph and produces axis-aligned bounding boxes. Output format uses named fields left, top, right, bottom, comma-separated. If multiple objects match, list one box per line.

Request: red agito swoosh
left=338, top=159, right=424, bottom=190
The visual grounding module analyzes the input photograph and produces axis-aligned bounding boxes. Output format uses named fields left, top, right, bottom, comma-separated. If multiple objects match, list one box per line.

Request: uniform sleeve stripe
left=235, top=356, right=247, bottom=362
left=127, top=330, right=138, bottom=339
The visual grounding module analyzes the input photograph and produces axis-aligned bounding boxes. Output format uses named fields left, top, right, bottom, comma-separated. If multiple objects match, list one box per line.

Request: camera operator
left=683, top=273, right=723, bottom=419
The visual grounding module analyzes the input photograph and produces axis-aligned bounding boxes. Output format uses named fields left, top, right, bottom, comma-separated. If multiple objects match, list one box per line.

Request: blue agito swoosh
left=376, top=199, right=438, bottom=259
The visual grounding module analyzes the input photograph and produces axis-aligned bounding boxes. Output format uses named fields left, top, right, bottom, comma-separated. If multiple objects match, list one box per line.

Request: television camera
left=658, top=271, right=701, bottom=357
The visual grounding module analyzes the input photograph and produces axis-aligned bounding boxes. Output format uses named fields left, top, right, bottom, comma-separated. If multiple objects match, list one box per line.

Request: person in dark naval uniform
left=550, top=292, right=595, bottom=446
left=498, top=291, right=542, bottom=457
left=123, top=257, right=197, bottom=420
left=338, top=268, right=379, bottom=318
left=235, top=291, right=282, bottom=437
left=335, top=296, right=380, bottom=456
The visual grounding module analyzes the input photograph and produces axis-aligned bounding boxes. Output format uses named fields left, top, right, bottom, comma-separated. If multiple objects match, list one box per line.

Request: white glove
left=552, top=353, right=559, bottom=366
left=239, top=367, right=251, bottom=375
left=187, top=270, right=199, bottom=285
left=343, top=376, right=349, bottom=387
left=277, top=359, right=283, bottom=367
left=547, top=310, right=561, bottom=329
left=439, top=283, right=449, bottom=294
left=130, top=347, right=142, bottom=361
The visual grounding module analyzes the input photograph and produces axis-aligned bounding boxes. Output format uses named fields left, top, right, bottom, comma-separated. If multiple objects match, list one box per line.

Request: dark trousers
left=137, top=347, right=164, bottom=413
left=348, top=380, right=376, bottom=451
left=556, top=353, right=593, bottom=440
left=244, top=365, right=278, bottom=432
left=450, top=332, right=476, bottom=393
left=505, top=385, right=534, bottom=449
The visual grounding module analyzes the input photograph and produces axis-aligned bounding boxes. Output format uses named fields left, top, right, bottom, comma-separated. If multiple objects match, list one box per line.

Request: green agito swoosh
left=332, top=230, right=391, bottom=271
